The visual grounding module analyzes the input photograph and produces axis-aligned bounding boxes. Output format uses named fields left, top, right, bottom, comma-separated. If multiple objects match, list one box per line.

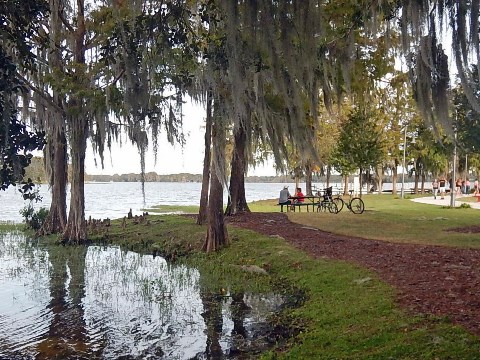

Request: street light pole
left=401, top=126, right=407, bottom=199
left=450, top=130, right=457, bottom=207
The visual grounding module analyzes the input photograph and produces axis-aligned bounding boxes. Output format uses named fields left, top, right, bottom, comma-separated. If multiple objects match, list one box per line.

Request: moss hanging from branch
left=397, top=0, right=480, bottom=134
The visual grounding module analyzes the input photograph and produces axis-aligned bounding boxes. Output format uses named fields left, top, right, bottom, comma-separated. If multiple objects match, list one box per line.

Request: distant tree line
left=22, top=157, right=292, bottom=183
left=25, top=156, right=420, bottom=185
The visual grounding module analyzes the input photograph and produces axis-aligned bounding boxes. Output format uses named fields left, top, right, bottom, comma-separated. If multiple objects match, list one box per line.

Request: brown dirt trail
left=227, top=212, right=480, bottom=336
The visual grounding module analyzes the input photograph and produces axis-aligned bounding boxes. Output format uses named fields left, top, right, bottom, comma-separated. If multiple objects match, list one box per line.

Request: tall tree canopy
left=0, top=0, right=48, bottom=191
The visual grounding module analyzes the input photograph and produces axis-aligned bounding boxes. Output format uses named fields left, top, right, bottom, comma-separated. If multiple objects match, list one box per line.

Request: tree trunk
left=38, top=123, right=67, bottom=235
left=421, top=170, right=426, bottom=194
left=63, top=0, right=88, bottom=244
left=392, top=162, right=398, bottom=196
left=197, top=91, right=212, bottom=225
left=37, top=0, right=67, bottom=236
left=375, top=164, right=383, bottom=193
left=294, top=173, right=300, bottom=190
left=359, top=168, right=363, bottom=196
left=63, top=115, right=88, bottom=243
left=305, top=163, right=313, bottom=195
left=203, top=116, right=228, bottom=252
left=225, top=123, right=250, bottom=215
left=414, top=161, right=419, bottom=194
left=326, top=165, right=331, bottom=188
left=343, top=174, right=349, bottom=195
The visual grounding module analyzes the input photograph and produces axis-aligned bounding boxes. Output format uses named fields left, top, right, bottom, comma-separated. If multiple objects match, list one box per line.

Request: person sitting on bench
left=294, top=187, right=305, bottom=203
left=278, top=186, right=292, bottom=206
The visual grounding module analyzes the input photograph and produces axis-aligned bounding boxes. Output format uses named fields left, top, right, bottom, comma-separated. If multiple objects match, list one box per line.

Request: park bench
left=278, top=196, right=320, bottom=212
left=290, top=202, right=317, bottom=212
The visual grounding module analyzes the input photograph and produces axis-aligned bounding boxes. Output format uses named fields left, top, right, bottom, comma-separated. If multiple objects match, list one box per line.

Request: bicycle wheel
left=333, top=197, right=344, bottom=212
left=349, top=197, right=365, bottom=214
left=328, top=202, right=338, bottom=214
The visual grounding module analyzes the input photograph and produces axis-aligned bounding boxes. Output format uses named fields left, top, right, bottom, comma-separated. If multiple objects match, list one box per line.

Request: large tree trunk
left=38, top=123, right=67, bottom=235
left=63, top=2, right=88, bottom=244
left=203, top=159, right=228, bottom=252
left=203, top=115, right=228, bottom=253
left=38, top=0, right=67, bottom=236
left=63, top=115, right=88, bottom=243
left=225, top=123, right=250, bottom=215
left=197, top=91, right=212, bottom=225
left=374, top=164, right=383, bottom=193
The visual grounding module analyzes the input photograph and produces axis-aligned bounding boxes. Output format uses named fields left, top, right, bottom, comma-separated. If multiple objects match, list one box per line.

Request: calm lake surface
left=0, top=231, right=285, bottom=359
left=1, top=182, right=299, bottom=223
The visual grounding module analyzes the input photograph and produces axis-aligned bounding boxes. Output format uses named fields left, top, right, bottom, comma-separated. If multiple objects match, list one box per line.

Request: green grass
left=253, top=194, right=480, bottom=248
left=0, top=223, right=23, bottom=232
left=143, top=204, right=199, bottom=214
left=95, top=210, right=480, bottom=359
left=98, top=215, right=205, bottom=260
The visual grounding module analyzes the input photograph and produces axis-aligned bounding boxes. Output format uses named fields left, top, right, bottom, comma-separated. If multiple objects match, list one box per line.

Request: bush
left=20, top=205, right=49, bottom=230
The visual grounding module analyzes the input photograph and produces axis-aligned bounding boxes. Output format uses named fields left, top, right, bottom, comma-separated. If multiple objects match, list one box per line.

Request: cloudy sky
left=85, top=101, right=276, bottom=176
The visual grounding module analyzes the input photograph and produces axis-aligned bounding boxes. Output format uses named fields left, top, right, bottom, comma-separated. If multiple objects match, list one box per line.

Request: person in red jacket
left=294, top=187, right=305, bottom=203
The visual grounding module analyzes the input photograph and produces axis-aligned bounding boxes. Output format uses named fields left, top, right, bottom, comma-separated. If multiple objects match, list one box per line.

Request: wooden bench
left=278, top=202, right=320, bottom=212
left=290, top=202, right=319, bottom=212
left=279, top=195, right=322, bottom=212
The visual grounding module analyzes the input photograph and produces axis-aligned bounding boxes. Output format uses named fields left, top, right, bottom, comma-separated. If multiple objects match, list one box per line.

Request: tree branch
left=16, top=72, right=65, bottom=115
left=58, top=8, right=74, bottom=33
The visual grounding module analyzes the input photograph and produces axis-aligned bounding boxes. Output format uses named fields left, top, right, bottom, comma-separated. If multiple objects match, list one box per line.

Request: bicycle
left=316, top=187, right=339, bottom=214
left=333, top=190, right=365, bottom=214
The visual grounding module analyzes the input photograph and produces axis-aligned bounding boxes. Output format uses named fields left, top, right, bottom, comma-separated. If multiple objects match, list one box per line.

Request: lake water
left=0, top=182, right=299, bottom=223
left=0, top=231, right=285, bottom=359
left=0, top=181, right=418, bottom=223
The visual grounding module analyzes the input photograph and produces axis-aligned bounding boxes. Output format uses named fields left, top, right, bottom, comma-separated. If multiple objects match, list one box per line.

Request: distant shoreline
left=84, top=173, right=294, bottom=183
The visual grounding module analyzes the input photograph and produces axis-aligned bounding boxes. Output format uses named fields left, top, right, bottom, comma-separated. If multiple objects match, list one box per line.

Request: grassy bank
left=96, top=202, right=480, bottom=359
left=196, top=223, right=480, bottom=359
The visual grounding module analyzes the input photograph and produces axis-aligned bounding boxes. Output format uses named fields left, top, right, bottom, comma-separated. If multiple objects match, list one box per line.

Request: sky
left=84, top=100, right=277, bottom=177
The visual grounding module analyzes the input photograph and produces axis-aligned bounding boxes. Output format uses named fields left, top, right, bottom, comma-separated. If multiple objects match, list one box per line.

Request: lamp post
left=400, top=127, right=416, bottom=199
left=450, top=130, right=457, bottom=207
left=465, top=153, right=468, bottom=188
left=401, top=127, right=407, bottom=199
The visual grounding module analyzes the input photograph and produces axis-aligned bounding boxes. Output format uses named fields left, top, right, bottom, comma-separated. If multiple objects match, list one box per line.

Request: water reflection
left=0, top=232, right=284, bottom=359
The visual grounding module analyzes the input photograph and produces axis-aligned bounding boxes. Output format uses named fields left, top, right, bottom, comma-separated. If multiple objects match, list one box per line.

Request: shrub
left=20, top=205, right=49, bottom=230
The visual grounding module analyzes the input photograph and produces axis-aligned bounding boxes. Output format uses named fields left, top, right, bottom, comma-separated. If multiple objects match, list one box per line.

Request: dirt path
left=227, top=212, right=480, bottom=336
